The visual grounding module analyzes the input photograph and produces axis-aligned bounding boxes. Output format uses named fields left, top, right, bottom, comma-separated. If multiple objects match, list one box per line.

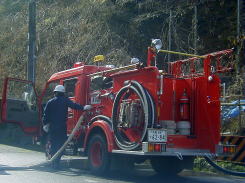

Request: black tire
left=150, top=157, right=193, bottom=175
left=88, top=134, right=110, bottom=175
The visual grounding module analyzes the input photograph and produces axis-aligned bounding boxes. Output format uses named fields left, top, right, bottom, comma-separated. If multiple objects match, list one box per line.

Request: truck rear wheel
left=150, top=157, right=192, bottom=175
left=88, top=134, right=110, bottom=174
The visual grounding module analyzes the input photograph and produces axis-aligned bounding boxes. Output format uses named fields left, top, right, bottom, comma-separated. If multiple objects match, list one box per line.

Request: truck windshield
left=7, top=80, right=37, bottom=111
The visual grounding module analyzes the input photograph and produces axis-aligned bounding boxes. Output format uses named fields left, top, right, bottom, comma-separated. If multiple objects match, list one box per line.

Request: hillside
left=0, top=0, right=243, bottom=94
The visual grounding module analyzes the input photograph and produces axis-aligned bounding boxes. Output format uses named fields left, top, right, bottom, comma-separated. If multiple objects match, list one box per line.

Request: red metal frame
left=146, top=47, right=156, bottom=66
left=169, top=49, right=233, bottom=78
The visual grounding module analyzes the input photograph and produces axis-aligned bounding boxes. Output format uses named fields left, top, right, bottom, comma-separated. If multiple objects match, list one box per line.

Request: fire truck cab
left=0, top=39, right=234, bottom=175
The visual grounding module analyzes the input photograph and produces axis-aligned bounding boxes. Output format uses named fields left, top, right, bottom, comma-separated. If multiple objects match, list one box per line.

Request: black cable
left=205, top=156, right=245, bottom=177
left=130, top=81, right=154, bottom=128
left=112, top=81, right=154, bottom=150
left=112, top=84, right=145, bottom=150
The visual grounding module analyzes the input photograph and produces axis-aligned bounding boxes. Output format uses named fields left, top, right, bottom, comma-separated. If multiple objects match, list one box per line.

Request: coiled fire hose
left=47, top=115, right=84, bottom=163
left=112, top=80, right=155, bottom=151
left=205, top=156, right=245, bottom=177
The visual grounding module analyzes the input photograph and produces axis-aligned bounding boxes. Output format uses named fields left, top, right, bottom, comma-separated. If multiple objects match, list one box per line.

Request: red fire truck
left=0, top=39, right=235, bottom=174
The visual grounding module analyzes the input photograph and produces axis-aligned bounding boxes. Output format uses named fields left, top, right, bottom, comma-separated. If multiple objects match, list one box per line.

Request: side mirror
left=151, top=39, right=162, bottom=51
left=131, top=58, right=140, bottom=64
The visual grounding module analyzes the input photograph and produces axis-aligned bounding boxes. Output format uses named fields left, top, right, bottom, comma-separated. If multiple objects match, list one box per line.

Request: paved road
left=0, top=144, right=245, bottom=183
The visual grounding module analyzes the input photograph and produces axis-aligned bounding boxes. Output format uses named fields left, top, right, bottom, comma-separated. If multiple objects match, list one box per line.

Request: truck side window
left=90, top=76, right=103, bottom=91
left=64, top=78, right=77, bottom=98
left=90, top=76, right=113, bottom=91
left=7, top=80, right=37, bottom=111
left=102, top=77, right=113, bottom=89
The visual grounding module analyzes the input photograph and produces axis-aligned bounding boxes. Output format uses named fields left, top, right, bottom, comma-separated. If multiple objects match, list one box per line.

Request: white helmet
left=53, top=85, right=65, bottom=93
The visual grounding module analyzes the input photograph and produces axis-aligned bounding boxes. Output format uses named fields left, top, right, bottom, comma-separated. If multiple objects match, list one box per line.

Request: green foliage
left=194, top=157, right=245, bottom=174
left=0, top=0, right=28, bottom=16
left=0, top=0, right=242, bottom=94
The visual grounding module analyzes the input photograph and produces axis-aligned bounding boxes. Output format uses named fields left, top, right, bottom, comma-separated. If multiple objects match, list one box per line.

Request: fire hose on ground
left=204, top=156, right=245, bottom=177
left=47, top=115, right=84, bottom=163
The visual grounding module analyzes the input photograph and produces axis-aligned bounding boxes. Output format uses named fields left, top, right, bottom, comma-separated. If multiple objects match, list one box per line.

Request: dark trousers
left=48, top=128, right=67, bottom=167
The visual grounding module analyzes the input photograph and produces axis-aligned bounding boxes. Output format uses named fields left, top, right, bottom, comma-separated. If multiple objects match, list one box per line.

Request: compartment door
left=1, top=78, right=40, bottom=134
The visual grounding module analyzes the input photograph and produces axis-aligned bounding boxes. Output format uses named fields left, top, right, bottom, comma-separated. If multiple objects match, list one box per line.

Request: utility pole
left=242, top=0, right=245, bottom=97
left=27, top=0, right=36, bottom=83
left=168, top=10, right=172, bottom=62
left=236, top=0, right=241, bottom=74
left=193, top=5, right=198, bottom=55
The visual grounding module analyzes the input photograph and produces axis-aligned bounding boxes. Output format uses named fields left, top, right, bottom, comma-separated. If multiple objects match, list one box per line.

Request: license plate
left=148, top=129, right=167, bottom=142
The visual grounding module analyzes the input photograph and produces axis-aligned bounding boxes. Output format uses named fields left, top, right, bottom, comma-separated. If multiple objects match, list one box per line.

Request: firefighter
left=42, top=85, right=92, bottom=169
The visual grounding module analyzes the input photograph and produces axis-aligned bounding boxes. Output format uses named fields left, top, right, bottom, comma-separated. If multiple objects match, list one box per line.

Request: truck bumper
left=112, top=148, right=213, bottom=157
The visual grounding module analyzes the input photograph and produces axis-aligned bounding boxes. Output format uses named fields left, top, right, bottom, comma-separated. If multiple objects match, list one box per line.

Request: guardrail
left=218, top=135, right=245, bottom=164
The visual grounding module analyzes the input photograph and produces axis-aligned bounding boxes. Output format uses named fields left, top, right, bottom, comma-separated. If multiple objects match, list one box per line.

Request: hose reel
left=112, top=80, right=155, bottom=151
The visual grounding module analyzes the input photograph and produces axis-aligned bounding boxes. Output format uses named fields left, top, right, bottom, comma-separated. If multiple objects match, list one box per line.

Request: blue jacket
left=42, top=96, right=84, bottom=131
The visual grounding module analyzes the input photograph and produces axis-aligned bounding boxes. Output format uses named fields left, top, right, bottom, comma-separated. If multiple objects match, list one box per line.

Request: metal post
left=242, top=0, right=245, bottom=36
left=27, top=0, right=36, bottom=83
left=236, top=0, right=241, bottom=74
left=221, top=83, right=226, bottom=102
left=237, top=0, right=243, bottom=133
left=194, top=5, right=198, bottom=55
left=238, top=96, right=242, bottom=132
left=168, top=10, right=172, bottom=62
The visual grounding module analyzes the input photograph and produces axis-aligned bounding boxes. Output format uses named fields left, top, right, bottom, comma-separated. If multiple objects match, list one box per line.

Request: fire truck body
left=0, top=40, right=234, bottom=174
left=108, top=66, right=218, bottom=153
left=41, top=49, right=226, bottom=170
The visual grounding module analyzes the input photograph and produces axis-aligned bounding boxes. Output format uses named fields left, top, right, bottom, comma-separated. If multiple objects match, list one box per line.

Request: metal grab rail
left=158, top=49, right=205, bottom=59
left=166, top=49, right=234, bottom=77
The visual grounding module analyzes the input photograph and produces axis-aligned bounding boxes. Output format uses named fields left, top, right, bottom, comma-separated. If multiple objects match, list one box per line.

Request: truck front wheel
left=88, top=134, right=110, bottom=174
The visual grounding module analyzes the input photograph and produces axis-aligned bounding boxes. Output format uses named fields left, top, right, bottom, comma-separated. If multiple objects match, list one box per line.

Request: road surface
left=0, top=144, right=244, bottom=183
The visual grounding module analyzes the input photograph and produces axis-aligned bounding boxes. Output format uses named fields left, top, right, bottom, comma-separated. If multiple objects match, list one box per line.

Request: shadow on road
left=0, top=161, right=224, bottom=183
left=98, top=169, right=218, bottom=183
left=0, top=163, right=86, bottom=177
